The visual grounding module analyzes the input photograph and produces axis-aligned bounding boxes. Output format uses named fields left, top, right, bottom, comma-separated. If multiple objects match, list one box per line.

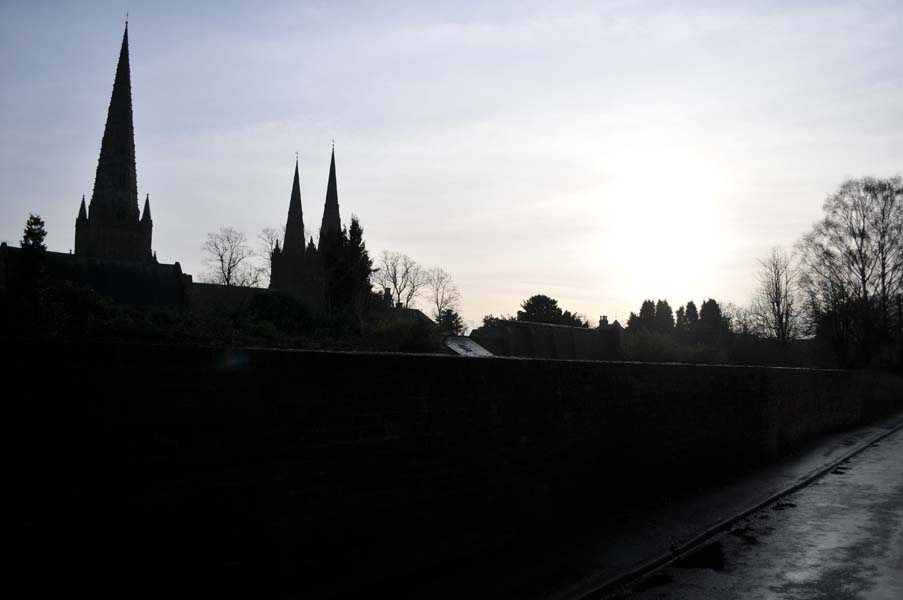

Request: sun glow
left=600, top=142, right=732, bottom=308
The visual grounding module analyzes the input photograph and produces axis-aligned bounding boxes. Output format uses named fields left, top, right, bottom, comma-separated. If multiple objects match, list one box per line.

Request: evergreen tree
left=685, top=301, right=699, bottom=326
left=627, top=311, right=641, bottom=331
left=675, top=305, right=688, bottom=333
left=699, top=298, right=726, bottom=346
left=634, top=299, right=656, bottom=332
left=437, top=309, right=465, bottom=335
left=654, top=299, right=674, bottom=334
left=21, top=214, right=47, bottom=254
left=321, top=216, right=373, bottom=328
left=517, top=294, right=588, bottom=327
left=12, top=214, right=53, bottom=335
left=19, top=213, right=48, bottom=290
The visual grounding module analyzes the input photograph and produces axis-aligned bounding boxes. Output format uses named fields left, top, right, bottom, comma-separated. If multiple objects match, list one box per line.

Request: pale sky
left=1, top=0, right=901, bottom=327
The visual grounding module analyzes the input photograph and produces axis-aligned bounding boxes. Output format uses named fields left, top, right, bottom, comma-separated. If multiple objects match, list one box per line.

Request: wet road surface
left=617, top=428, right=903, bottom=600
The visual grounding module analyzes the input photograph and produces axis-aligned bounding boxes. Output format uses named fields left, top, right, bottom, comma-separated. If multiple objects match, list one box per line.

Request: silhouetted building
left=269, top=148, right=345, bottom=310
left=269, top=158, right=323, bottom=309
left=0, top=23, right=191, bottom=310
left=75, top=23, right=154, bottom=262
left=470, top=318, right=624, bottom=361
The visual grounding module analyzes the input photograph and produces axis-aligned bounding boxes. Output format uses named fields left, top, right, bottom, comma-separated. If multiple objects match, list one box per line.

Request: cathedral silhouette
left=4, top=22, right=353, bottom=311
left=74, top=23, right=154, bottom=262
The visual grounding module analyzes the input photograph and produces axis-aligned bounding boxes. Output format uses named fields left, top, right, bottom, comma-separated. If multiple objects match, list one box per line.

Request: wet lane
left=620, top=428, right=903, bottom=600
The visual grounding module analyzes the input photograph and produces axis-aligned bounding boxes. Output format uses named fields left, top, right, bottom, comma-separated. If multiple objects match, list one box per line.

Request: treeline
left=795, top=176, right=902, bottom=369
left=746, top=176, right=902, bottom=369
left=619, top=296, right=836, bottom=367
left=627, top=299, right=728, bottom=345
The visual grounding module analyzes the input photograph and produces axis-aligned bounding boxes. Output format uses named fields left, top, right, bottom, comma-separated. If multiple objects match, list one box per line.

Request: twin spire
left=282, top=148, right=342, bottom=254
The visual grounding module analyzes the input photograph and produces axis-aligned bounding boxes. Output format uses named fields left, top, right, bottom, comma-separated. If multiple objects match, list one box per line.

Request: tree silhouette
left=426, top=267, right=461, bottom=321
left=201, top=227, right=263, bottom=287
left=628, top=299, right=656, bottom=332
left=21, top=214, right=47, bottom=254
left=699, top=299, right=726, bottom=346
left=750, top=246, right=800, bottom=346
left=654, top=299, right=674, bottom=334
left=685, top=301, right=699, bottom=326
left=322, top=217, right=373, bottom=327
left=17, top=213, right=49, bottom=295
left=517, top=294, right=588, bottom=327
left=373, top=250, right=427, bottom=308
left=257, top=226, right=285, bottom=287
left=798, top=176, right=903, bottom=365
left=437, top=308, right=465, bottom=335
left=675, top=305, right=688, bottom=334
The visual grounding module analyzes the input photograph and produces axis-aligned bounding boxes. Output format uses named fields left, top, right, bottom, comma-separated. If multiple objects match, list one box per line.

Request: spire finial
left=332, top=138, right=335, bottom=151
left=125, top=12, right=129, bottom=27
left=295, top=151, right=299, bottom=162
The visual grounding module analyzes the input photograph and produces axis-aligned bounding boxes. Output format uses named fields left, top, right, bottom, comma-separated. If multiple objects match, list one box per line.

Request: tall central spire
left=75, top=22, right=152, bottom=261
left=89, top=22, right=139, bottom=223
left=283, top=158, right=306, bottom=256
left=319, top=146, right=341, bottom=242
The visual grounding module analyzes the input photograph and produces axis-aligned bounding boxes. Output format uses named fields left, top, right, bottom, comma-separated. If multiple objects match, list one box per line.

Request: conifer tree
left=654, top=299, right=674, bottom=334
left=437, top=309, right=465, bottom=335
left=21, top=214, right=47, bottom=254
left=699, top=298, right=726, bottom=346
left=685, top=301, right=699, bottom=326
left=322, top=216, right=373, bottom=328
left=19, top=214, right=48, bottom=289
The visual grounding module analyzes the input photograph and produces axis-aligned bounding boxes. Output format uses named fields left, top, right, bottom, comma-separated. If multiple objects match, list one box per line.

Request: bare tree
left=750, top=246, right=800, bottom=346
left=258, top=227, right=282, bottom=257
left=798, top=176, right=903, bottom=343
left=425, top=267, right=461, bottom=320
left=257, top=226, right=285, bottom=287
left=202, top=226, right=263, bottom=287
left=372, top=250, right=428, bottom=308
left=866, top=176, right=903, bottom=332
left=721, top=302, right=753, bottom=336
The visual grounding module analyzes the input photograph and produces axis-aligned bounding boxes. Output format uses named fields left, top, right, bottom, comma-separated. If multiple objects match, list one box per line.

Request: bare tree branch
left=372, top=250, right=428, bottom=308
left=201, top=226, right=264, bottom=287
left=750, top=246, right=800, bottom=345
left=426, top=267, right=461, bottom=320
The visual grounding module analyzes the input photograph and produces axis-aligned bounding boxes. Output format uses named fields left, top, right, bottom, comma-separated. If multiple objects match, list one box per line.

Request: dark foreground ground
left=617, top=428, right=903, bottom=600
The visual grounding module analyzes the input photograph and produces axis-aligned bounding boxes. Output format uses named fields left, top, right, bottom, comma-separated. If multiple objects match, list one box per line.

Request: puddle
left=771, top=501, right=797, bottom=511
left=673, top=541, right=725, bottom=571
left=730, top=526, right=760, bottom=545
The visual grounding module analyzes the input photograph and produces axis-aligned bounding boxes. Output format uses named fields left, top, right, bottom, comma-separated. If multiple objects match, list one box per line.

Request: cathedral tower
left=75, top=22, right=154, bottom=261
left=318, top=146, right=342, bottom=245
left=270, top=158, right=323, bottom=309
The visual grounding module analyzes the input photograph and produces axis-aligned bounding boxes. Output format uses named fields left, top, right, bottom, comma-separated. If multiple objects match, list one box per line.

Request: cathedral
left=2, top=22, right=361, bottom=313
left=74, top=23, right=154, bottom=262
left=268, top=149, right=344, bottom=311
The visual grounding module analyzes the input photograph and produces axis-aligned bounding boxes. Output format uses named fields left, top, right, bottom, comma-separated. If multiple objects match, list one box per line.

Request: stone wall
left=7, top=342, right=900, bottom=596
